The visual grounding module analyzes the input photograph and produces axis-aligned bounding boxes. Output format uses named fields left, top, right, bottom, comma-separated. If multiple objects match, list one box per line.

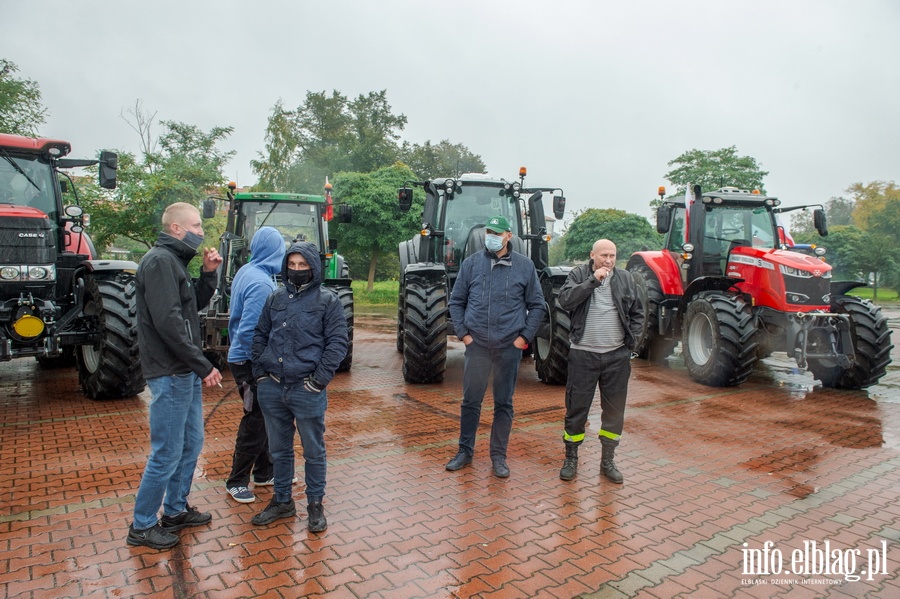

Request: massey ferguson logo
left=813, top=270, right=822, bottom=277
left=18, top=232, right=45, bottom=238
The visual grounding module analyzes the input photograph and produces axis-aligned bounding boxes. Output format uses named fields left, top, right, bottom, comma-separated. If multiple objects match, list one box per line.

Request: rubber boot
left=559, top=443, right=579, bottom=481
left=601, top=443, right=623, bottom=484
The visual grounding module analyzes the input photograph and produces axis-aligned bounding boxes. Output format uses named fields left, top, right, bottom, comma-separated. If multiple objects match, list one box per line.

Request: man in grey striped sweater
left=557, top=239, right=644, bottom=483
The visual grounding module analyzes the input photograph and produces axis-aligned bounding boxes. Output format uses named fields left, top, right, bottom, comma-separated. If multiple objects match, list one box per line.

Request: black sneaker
left=307, top=501, right=327, bottom=533
left=160, top=504, right=212, bottom=532
left=127, top=522, right=179, bottom=549
left=251, top=499, right=296, bottom=526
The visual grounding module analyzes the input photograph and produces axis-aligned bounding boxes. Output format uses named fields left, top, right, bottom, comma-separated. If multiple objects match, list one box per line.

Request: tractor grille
left=784, top=275, right=830, bottom=306
left=0, top=215, right=56, bottom=264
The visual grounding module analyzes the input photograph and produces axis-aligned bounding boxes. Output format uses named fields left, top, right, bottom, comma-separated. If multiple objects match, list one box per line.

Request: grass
left=351, top=280, right=399, bottom=306
left=846, top=286, right=899, bottom=305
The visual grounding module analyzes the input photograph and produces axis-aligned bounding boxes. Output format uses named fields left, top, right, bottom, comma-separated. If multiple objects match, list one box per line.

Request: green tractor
left=396, top=168, right=566, bottom=384
left=200, top=182, right=354, bottom=370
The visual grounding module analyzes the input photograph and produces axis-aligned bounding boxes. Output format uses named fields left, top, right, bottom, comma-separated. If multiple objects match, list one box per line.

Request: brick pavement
left=1, top=319, right=898, bottom=598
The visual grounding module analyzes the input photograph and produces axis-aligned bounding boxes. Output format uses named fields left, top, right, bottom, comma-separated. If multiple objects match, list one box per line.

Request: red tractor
left=627, top=185, right=892, bottom=389
left=0, top=133, right=144, bottom=399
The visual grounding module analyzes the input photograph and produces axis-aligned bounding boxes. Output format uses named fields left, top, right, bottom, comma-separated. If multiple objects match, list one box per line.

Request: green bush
left=352, top=280, right=399, bottom=306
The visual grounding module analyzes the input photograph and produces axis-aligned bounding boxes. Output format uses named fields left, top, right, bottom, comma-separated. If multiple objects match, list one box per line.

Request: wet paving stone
left=1, top=314, right=898, bottom=598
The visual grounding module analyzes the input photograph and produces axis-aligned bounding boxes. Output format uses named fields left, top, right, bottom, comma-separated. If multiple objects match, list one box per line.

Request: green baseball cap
left=485, top=215, right=511, bottom=233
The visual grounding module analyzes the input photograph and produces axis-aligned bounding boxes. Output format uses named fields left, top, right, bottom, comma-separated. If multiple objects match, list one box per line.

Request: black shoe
left=445, top=451, right=472, bottom=471
left=127, top=523, right=179, bottom=549
left=307, top=501, right=327, bottom=533
left=252, top=499, right=297, bottom=526
left=160, top=504, right=212, bottom=532
left=492, top=458, right=510, bottom=478
left=601, top=460, right=624, bottom=484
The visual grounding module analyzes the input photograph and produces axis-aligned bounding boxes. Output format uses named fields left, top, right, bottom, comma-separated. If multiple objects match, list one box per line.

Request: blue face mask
left=182, top=230, right=204, bottom=252
left=485, top=233, right=504, bottom=252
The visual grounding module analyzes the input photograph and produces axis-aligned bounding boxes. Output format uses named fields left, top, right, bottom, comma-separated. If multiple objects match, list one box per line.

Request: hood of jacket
left=249, top=226, right=286, bottom=276
left=282, top=240, right=322, bottom=292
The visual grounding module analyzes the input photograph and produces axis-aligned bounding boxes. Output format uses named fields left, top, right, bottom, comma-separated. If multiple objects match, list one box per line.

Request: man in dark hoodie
left=224, top=227, right=286, bottom=504
left=128, top=202, right=223, bottom=550
left=250, top=241, right=348, bottom=532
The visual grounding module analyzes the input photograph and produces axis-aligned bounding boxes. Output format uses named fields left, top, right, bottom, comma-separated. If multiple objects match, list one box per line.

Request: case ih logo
left=18, top=232, right=45, bottom=238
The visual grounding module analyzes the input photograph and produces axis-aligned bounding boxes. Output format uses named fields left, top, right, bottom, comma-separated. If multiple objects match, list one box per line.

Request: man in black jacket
left=557, top=239, right=643, bottom=484
left=127, top=202, right=223, bottom=550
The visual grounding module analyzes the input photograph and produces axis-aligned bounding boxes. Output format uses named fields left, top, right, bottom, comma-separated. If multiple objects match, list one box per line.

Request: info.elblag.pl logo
left=742, top=540, right=890, bottom=583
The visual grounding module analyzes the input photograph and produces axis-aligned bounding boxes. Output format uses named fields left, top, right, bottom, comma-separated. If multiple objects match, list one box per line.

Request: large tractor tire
left=396, top=291, right=405, bottom=353
left=808, top=295, right=893, bottom=389
left=76, top=274, right=145, bottom=399
left=336, top=285, right=354, bottom=372
left=535, top=284, right=570, bottom=385
left=682, top=291, right=758, bottom=387
left=401, top=275, right=448, bottom=384
left=630, top=264, right=677, bottom=361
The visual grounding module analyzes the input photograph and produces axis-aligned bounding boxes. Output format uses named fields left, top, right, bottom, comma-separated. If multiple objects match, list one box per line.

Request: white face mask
left=485, top=233, right=504, bottom=252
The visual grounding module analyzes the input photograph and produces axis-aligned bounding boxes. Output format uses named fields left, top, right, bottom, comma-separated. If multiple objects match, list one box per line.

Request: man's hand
left=302, top=376, right=324, bottom=394
left=513, top=336, right=529, bottom=350
left=201, top=247, right=223, bottom=272
left=594, top=266, right=610, bottom=283
left=203, top=367, right=222, bottom=387
left=461, top=334, right=474, bottom=346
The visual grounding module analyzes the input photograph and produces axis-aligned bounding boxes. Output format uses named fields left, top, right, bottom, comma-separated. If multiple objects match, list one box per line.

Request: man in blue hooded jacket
left=250, top=241, right=348, bottom=532
left=446, top=215, right=545, bottom=478
left=224, top=227, right=285, bottom=504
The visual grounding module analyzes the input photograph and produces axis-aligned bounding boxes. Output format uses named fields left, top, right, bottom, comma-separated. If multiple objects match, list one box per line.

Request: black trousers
left=225, top=361, right=273, bottom=487
left=563, top=346, right=631, bottom=446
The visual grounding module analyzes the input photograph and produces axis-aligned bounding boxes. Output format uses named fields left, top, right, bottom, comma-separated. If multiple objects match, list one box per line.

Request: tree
left=657, top=146, right=769, bottom=211
left=848, top=181, right=900, bottom=244
left=329, top=163, right=423, bottom=290
left=252, top=90, right=407, bottom=193
left=789, top=196, right=854, bottom=241
left=0, top=59, right=47, bottom=136
left=562, top=209, right=661, bottom=262
left=400, top=139, right=486, bottom=180
left=79, top=104, right=234, bottom=249
left=831, top=226, right=899, bottom=299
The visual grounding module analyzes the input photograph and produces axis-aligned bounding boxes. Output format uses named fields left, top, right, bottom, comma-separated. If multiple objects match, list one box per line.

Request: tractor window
left=666, top=207, right=687, bottom=251
left=444, top=186, right=519, bottom=247
left=0, top=153, right=57, bottom=222
left=703, top=205, right=778, bottom=257
left=242, top=202, right=322, bottom=249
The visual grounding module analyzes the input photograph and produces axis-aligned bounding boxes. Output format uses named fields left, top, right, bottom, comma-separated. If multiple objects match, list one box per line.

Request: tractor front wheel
left=336, top=285, right=354, bottom=372
left=535, top=290, right=570, bottom=385
left=808, top=296, right=892, bottom=389
left=401, top=275, right=448, bottom=384
left=630, top=264, right=677, bottom=361
left=682, top=292, right=758, bottom=387
left=76, top=274, right=145, bottom=399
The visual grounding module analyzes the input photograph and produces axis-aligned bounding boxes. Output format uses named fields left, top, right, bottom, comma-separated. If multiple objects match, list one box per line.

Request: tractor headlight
left=0, top=264, right=56, bottom=281
left=779, top=265, right=813, bottom=278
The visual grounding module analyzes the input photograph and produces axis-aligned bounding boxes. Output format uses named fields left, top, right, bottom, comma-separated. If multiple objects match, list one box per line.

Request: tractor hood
left=726, top=246, right=832, bottom=278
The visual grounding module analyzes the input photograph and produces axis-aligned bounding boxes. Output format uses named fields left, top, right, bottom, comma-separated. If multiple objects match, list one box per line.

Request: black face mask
left=287, top=268, right=313, bottom=287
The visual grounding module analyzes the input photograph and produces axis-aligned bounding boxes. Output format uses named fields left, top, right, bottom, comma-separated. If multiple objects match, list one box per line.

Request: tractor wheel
left=401, top=275, right=448, bottom=384
left=336, top=285, right=354, bottom=372
left=76, top=274, right=145, bottom=399
left=630, top=264, right=677, bottom=361
left=682, top=291, right=758, bottom=387
left=808, top=296, right=893, bottom=389
left=535, top=287, right=570, bottom=385
left=396, top=291, right=405, bottom=353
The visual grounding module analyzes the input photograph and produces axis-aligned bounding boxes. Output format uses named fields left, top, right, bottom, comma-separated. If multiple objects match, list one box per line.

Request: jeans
left=564, top=346, right=631, bottom=446
left=133, top=373, right=204, bottom=530
left=458, top=342, right=522, bottom=459
left=226, top=361, right=273, bottom=488
left=256, top=378, right=327, bottom=503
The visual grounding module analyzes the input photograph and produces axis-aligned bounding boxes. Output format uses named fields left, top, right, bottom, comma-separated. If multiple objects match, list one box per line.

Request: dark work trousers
left=226, top=361, right=273, bottom=487
left=563, top=346, right=632, bottom=447
left=458, top=342, right=523, bottom=460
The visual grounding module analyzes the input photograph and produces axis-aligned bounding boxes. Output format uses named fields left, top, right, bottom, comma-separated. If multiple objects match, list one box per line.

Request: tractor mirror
left=813, top=208, right=828, bottom=237
left=202, top=198, right=217, bottom=219
left=656, top=205, right=672, bottom=234
left=329, top=238, right=338, bottom=251
left=398, top=187, right=413, bottom=212
left=98, top=151, right=118, bottom=189
left=338, top=204, right=352, bottom=223
left=552, top=195, right=566, bottom=220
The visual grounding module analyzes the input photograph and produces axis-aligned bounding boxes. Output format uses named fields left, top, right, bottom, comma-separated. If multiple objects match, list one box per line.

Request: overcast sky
left=3, top=1, right=898, bottom=223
